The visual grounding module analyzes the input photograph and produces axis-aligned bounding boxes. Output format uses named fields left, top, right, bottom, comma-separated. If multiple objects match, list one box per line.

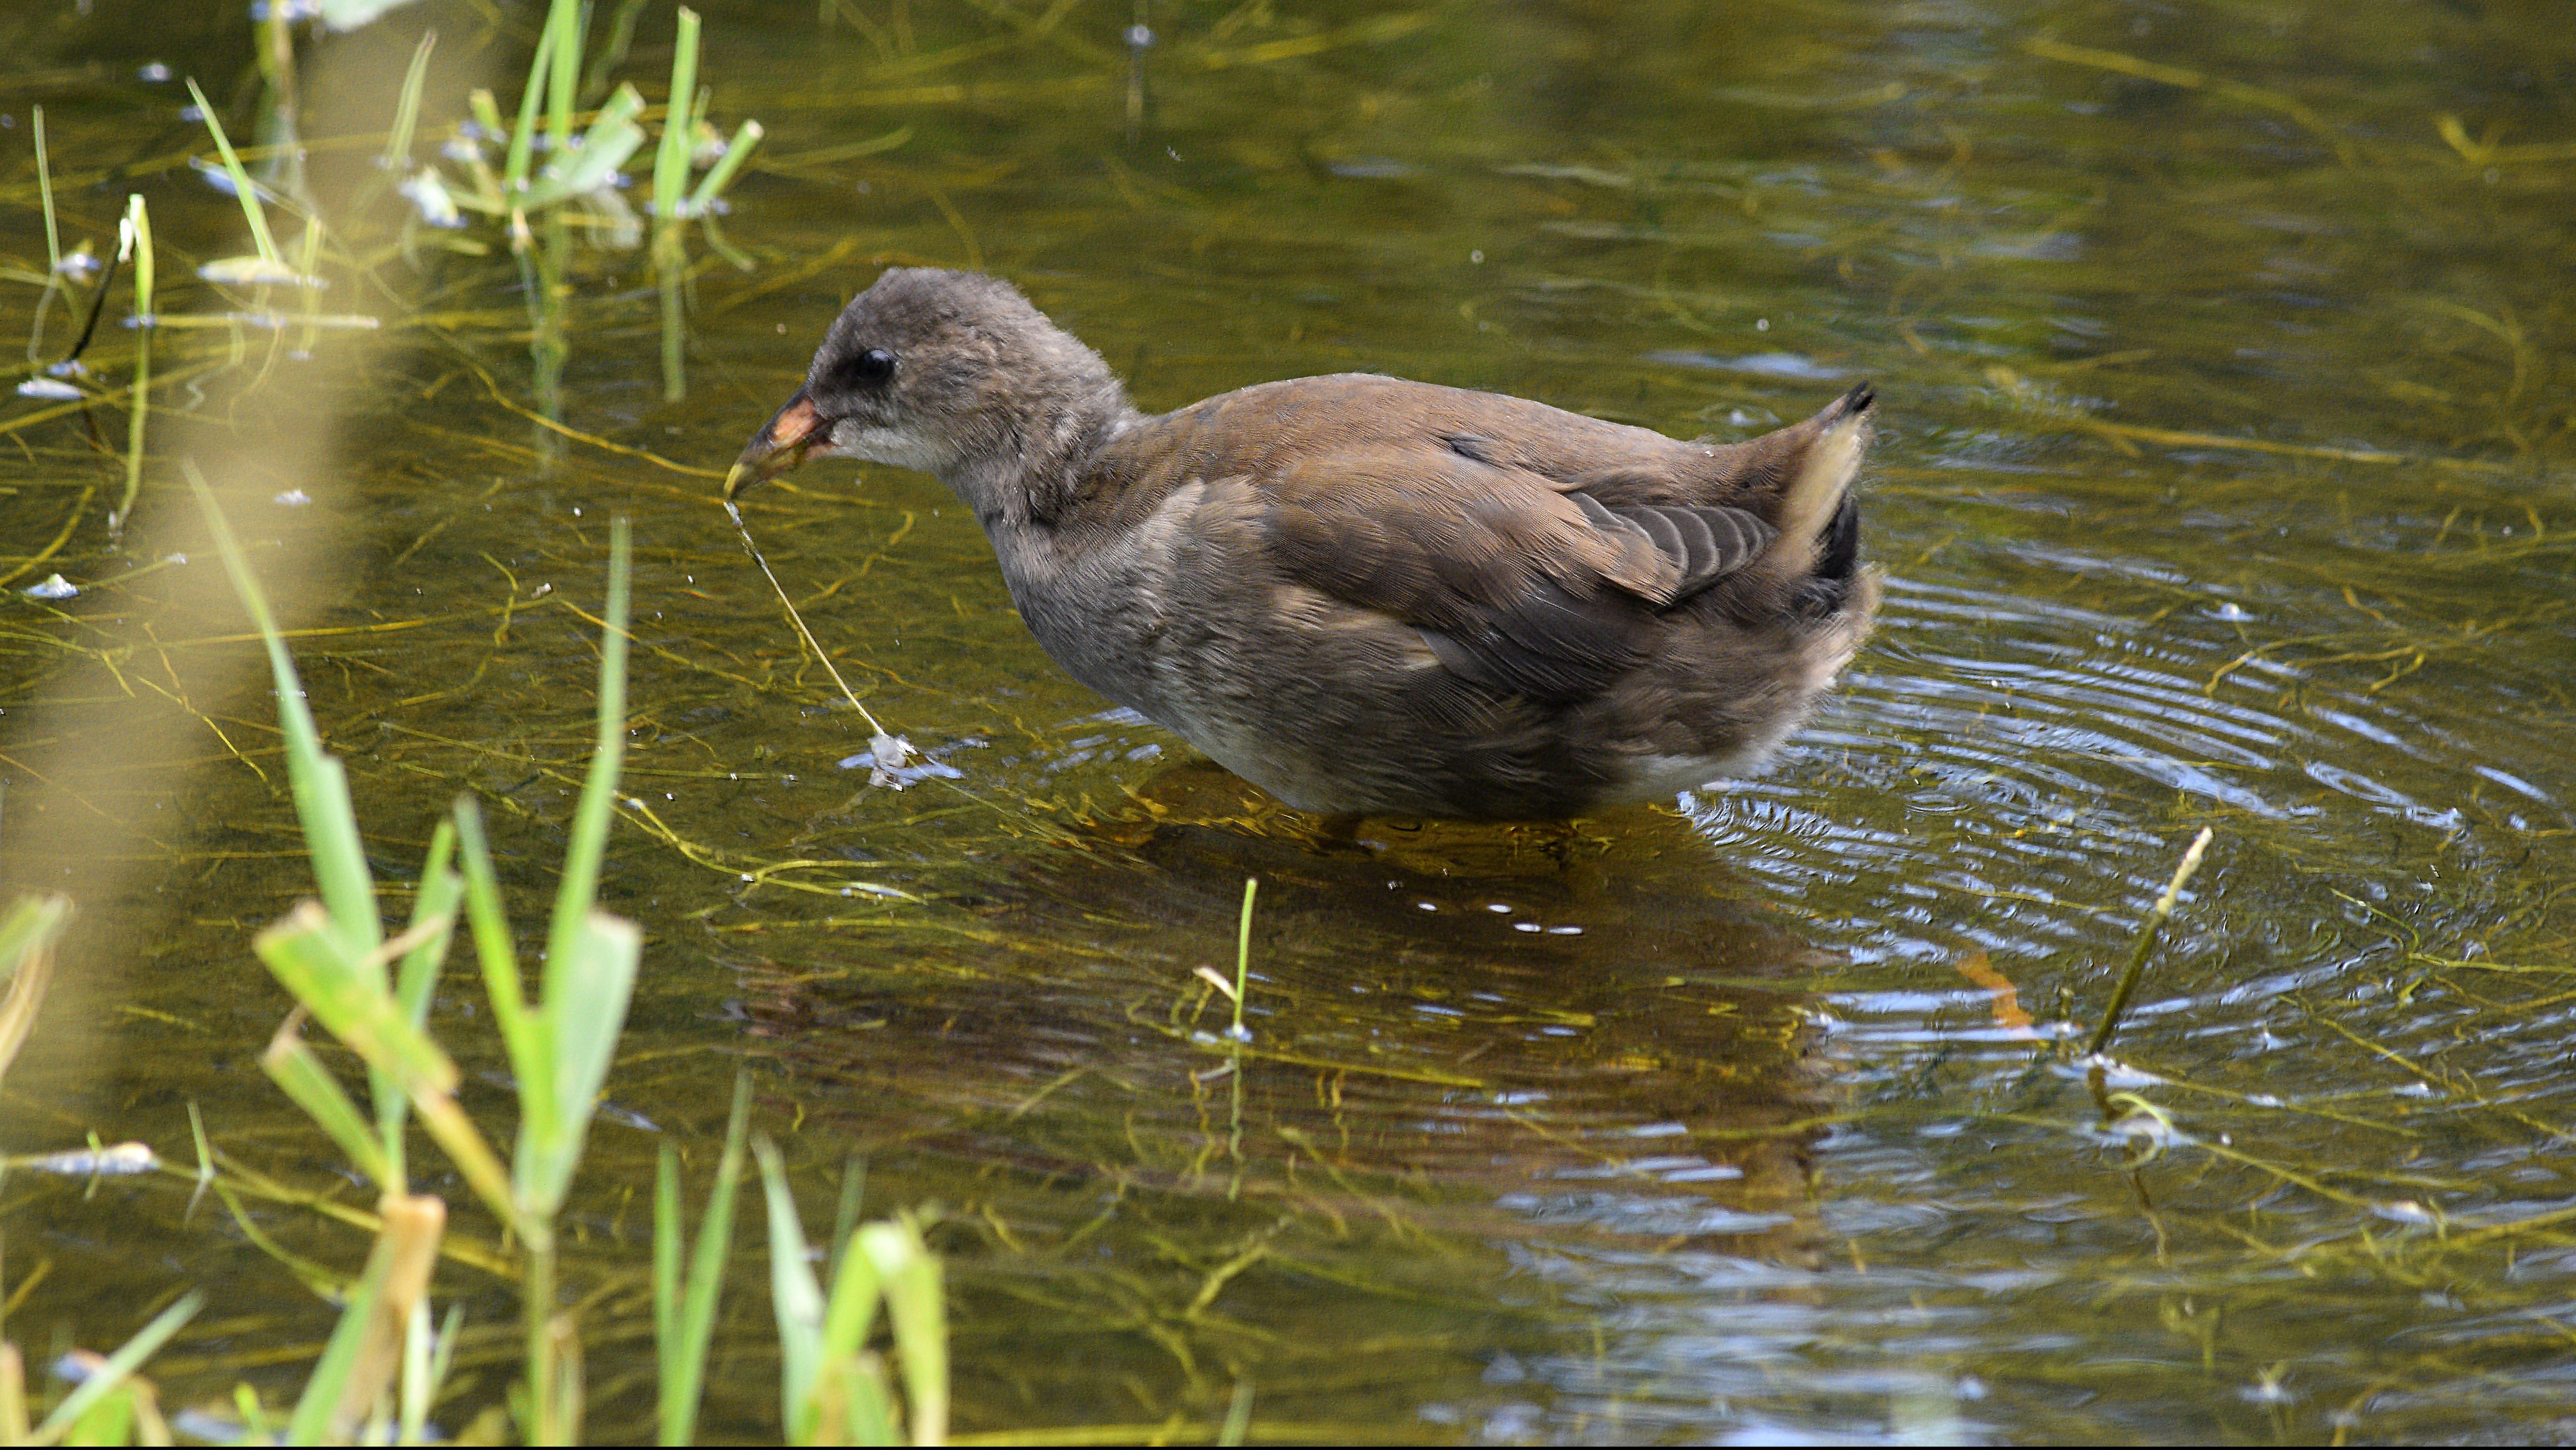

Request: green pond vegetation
left=0, top=0, right=2570, bottom=1443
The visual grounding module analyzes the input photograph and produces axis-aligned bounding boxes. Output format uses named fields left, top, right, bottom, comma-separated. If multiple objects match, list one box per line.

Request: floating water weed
left=720, top=499, right=915, bottom=784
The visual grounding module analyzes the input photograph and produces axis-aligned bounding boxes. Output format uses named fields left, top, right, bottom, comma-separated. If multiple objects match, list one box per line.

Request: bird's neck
left=941, top=374, right=1141, bottom=532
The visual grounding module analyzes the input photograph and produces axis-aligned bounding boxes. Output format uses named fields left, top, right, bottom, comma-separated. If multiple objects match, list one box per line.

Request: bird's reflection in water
left=745, top=761, right=1837, bottom=1263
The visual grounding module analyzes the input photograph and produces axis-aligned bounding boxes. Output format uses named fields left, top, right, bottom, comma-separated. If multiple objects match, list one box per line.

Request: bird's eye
left=849, top=348, right=898, bottom=386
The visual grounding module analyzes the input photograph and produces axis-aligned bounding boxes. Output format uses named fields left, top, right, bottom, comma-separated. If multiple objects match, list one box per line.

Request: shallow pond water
left=1, top=0, right=2572, bottom=1442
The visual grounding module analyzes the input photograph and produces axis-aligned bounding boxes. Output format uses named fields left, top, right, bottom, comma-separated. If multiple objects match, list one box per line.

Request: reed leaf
left=521, top=909, right=640, bottom=1217
left=502, top=20, right=556, bottom=197
left=544, top=0, right=585, bottom=153
left=180, top=79, right=283, bottom=267
left=814, top=1353, right=901, bottom=1448
left=252, top=905, right=454, bottom=1098
left=516, top=519, right=638, bottom=1219
left=520, top=83, right=648, bottom=209
left=118, top=194, right=151, bottom=537
left=651, top=9, right=704, bottom=231
left=687, top=120, right=763, bottom=214
left=381, top=29, right=436, bottom=175
left=260, top=1018, right=397, bottom=1189
left=863, top=1220, right=947, bottom=1448
left=189, top=467, right=384, bottom=958
left=283, top=1194, right=444, bottom=1446
left=379, top=821, right=460, bottom=1188
left=542, top=517, right=631, bottom=995
left=656, top=1073, right=753, bottom=1447
left=753, top=1134, right=829, bottom=1443
left=449, top=798, right=543, bottom=1106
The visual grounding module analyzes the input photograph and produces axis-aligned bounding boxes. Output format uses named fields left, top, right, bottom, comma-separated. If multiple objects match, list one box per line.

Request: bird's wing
left=1258, top=444, right=1773, bottom=702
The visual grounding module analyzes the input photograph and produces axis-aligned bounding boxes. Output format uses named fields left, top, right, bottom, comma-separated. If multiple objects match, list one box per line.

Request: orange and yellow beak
left=723, top=388, right=829, bottom=500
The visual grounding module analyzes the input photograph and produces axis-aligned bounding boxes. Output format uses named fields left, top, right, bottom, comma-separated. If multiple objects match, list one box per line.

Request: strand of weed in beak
left=720, top=499, right=895, bottom=741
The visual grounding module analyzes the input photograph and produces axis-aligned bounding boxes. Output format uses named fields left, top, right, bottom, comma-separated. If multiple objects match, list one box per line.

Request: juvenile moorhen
left=729, top=268, right=1879, bottom=821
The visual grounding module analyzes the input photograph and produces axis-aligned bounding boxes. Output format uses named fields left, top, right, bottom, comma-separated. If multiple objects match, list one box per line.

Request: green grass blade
left=522, top=909, right=639, bottom=1216
left=261, top=1026, right=397, bottom=1188
left=66, top=1385, right=136, bottom=1445
left=1217, top=1380, right=1254, bottom=1447
left=660, top=1073, right=752, bottom=1447
left=685, top=120, right=762, bottom=214
left=33, top=106, right=59, bottom=272
left=654, top=1144, right=682, bottom=1376
left=817, top=1354, right=900, bottom=1448
left=1230, top=877, right=1257, bottom=1042
left=394, top=823, right=459, bottom=1031
left=252, top=903, right=455, bottom=1098
left=397, top=1299, right=432, bottom=1446
left=519, top=83, right=647, bottom=208
left=119, top=194, right=152, bottom=537
left=2088, top=826, right=2216, bottom=1057
left=517, top=522, right=638, bottom=1210
left=543, top=518, right=630, bottom=995
left=816, top=1225, right=880, bottom=1390
left=468, top=87, right=507, bottom=141
left=31, top=1291, right=202, bottom=1443
left=861, top=1221, right=947, bottom=1447
left=752, top=1134, right=825, bottom=1444
left=180, top=79, right=281, bottom=265
left=189, top=465, right=383, bottom=957
left=448, top=797, right=542, bottom=1084
left=502, top=21, right=557, bottom=195
left=827, top=1154, right=866, bottom=1285
left=378, top=821, right=459, bottom=1187
left=403, top=1302, right=463, bottom=1447
left=282, top=1229, right=396, bottom=1445
left=382, top=29, right=436, bottom=176
left=544, top=0, right=585, bottom=153
left=187, top=1101, right=214, bottom=1192
left=650, top=9, right=702, bottom=227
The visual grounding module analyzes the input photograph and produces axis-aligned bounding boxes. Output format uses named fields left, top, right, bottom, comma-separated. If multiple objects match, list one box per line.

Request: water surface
left=1, top=0, right=2572, bottom=1441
